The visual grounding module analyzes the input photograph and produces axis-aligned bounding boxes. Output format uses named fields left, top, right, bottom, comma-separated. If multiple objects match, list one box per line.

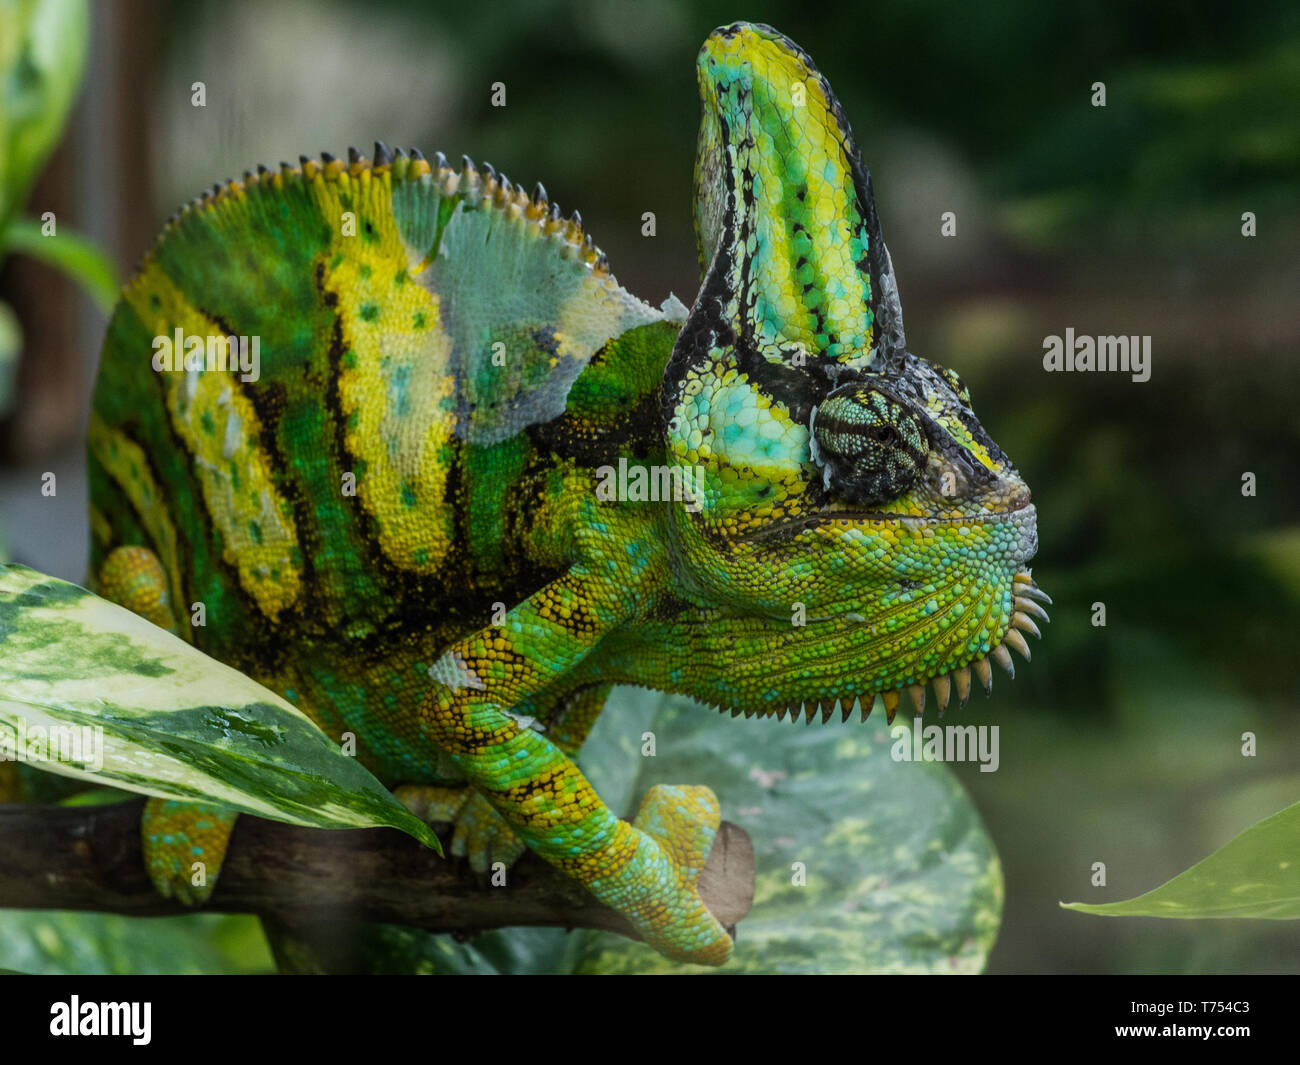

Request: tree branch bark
left=0, top=798, right=754, bottom=947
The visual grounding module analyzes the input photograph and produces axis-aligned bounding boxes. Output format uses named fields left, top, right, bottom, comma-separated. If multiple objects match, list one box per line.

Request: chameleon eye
left=810, top=384, right=929, bottom=506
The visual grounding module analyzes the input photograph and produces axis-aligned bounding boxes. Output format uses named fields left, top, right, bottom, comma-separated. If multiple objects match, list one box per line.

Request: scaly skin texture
left=88, top=22, right=1045, bottom=965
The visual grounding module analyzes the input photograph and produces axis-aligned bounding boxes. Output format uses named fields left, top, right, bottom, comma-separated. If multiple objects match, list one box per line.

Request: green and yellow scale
left=87, top=23, right=1046, bottom=964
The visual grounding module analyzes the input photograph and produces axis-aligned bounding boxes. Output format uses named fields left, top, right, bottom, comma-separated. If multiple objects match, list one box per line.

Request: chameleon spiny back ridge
left=90, top=22, right=1047, bottom=967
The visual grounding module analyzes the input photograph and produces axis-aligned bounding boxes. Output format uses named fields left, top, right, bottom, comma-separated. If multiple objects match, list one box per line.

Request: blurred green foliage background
left=0, top=0, right=1297, bottom=973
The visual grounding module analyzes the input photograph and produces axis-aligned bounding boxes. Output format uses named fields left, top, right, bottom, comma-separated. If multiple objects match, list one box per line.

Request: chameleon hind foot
left=396, top=784, right=526, bottom=873
left=142, top=797, right=238, bottom=905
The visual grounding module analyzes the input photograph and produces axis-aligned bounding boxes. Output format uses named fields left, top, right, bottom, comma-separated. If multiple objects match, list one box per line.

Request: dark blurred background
left=1, top=0, right=1298, bottom=973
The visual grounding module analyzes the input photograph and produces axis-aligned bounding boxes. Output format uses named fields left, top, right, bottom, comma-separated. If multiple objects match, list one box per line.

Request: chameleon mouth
left=717, top=570, right=1050, bottom=724
left=821, top=492, right=1035, bottom=527
left=742, top=496, right=1036, bottom=544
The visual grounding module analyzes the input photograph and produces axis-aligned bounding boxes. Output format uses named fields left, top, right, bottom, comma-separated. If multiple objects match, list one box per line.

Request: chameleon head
left=660, top=23, right=1046, bottom=717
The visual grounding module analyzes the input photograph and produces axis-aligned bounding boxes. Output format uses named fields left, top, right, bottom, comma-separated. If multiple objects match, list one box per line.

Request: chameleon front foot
left=396, top=784, right=526, bottom=873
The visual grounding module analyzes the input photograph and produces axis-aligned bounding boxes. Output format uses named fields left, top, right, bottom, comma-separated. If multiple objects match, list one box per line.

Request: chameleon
left=86, top=21, right=1046, bottom=966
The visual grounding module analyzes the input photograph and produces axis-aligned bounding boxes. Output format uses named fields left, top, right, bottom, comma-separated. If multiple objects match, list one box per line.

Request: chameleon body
left=89, top=23, right=1046, bottom=965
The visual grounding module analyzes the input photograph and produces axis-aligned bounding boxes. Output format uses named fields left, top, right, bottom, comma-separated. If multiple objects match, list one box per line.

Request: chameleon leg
left=96, top=545, right=239, bottom=905
left=419, top=573, right=731, bottom=965
left=396, top=684, right=614, bottom=873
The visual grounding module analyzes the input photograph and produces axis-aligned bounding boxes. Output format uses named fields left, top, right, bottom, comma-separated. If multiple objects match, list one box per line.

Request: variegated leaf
left=0, top=564, right=441, bottom=853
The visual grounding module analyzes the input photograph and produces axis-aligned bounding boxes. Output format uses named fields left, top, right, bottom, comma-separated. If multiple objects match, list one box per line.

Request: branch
left=0, top=798, right=754, bottom=947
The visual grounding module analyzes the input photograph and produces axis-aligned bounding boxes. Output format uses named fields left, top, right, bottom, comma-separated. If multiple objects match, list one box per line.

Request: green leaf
left=0, top=0, right=89, bottom=233
left=570, top=689, right=1003, bottom=974
left=0, top=564, right=441, bottom=853
left=3, top=216, right=118, bottom=311
left=1062, top=801, right=1300, bottom=919
left=0, top=910, right=274, bottom=974
left=57, top=785, right=131, bottom=806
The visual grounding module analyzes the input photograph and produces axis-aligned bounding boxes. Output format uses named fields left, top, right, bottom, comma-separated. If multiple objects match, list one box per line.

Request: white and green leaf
left=0, top=564, right=441, bottom=852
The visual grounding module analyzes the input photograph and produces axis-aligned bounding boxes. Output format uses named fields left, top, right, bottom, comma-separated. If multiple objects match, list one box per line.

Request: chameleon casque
left=87, top=22, right=1047, bottom=965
